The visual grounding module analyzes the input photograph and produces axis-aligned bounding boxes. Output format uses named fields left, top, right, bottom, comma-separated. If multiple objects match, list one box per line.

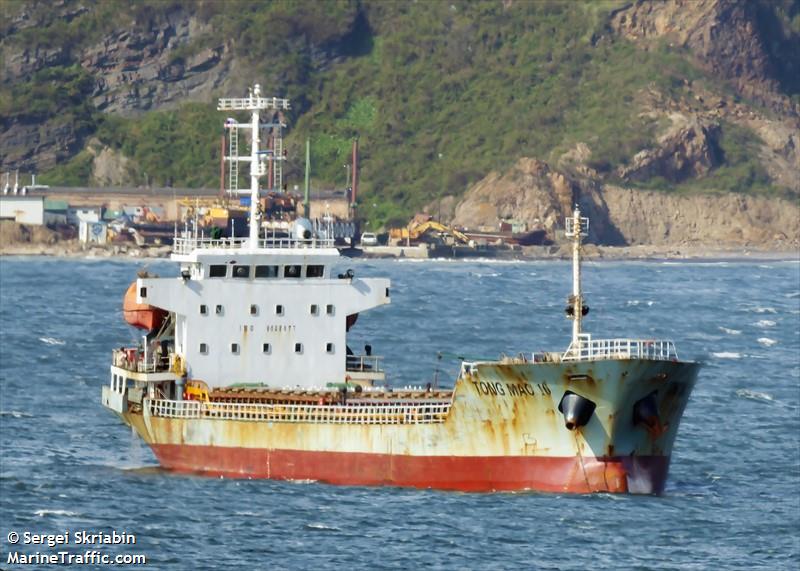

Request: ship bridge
left=133, top=234, right=389, bottom=389
left=108, top=83, right=391, bottom=396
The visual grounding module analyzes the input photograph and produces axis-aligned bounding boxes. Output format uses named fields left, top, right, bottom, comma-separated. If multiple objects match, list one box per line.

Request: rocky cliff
left=1, top=0, right=798, bottom=242
left=452, top=157, right=799, bottom=248
left=610, top=0, right=799, bottom=115
left=1, top=5, right=237, bottom=171
left=0, top=1, right=360, bottom=172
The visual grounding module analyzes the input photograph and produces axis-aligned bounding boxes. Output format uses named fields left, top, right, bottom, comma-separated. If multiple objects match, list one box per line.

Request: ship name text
left=471, top=381, right=551, bottom=398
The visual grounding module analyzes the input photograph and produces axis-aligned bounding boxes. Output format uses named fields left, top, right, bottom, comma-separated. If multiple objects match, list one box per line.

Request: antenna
left=304, top=138, right=311, bottom=218
left=564, top=205, right=589, bottom=351
left=218, top=84, right=290, bottom=249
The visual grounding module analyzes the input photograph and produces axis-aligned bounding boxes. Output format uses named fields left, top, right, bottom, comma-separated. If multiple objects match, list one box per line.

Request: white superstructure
left=124, top=84, right=390, bottom=390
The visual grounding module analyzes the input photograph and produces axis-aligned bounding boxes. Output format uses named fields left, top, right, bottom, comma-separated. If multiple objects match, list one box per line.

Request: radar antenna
left=217, top=84, right=290, bottom=249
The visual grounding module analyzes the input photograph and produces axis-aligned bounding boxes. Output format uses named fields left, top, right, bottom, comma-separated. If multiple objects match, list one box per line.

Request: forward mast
left=565, top=206, right=589, bottom=356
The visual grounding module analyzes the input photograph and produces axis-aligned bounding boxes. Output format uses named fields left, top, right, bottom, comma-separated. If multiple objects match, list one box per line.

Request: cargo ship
left=102, top=85, right=699, bottom=494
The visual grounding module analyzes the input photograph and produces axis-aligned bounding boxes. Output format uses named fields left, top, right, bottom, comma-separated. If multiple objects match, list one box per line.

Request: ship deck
left=121, top=385, right=456, bottom=426
left=208, top=386, right=453, bottom=405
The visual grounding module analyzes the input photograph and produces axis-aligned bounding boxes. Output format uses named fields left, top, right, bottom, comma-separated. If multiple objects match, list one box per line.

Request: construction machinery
left=389, top=214, right=472, bottom=246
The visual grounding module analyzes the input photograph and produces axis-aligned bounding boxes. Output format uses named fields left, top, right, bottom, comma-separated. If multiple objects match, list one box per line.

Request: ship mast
left=217, top=84, right=290, bottom=249
left=565, top=206, right=589, bottom=349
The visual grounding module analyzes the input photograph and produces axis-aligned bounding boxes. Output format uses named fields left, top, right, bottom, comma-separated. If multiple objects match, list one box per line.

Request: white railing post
left=147, top=397, right=454, bottom=424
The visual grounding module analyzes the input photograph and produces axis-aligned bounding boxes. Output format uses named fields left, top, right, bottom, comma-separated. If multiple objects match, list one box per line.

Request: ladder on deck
left=273, top=128, right=283, bottom=191
left=228, top=124, right=239, bottom=192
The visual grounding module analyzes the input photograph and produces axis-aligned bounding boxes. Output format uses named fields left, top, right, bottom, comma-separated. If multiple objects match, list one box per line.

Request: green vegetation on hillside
left=632, top=122, right=779, bottom=196
left=677, top=122, right=777, bottom=195
left=276, top=1, right=710, bottom=226
left=3, top=0, right=796, bottom=228
left=96, top=104, right=222, bottom=188
left=0, top=64, right=95, bottom=128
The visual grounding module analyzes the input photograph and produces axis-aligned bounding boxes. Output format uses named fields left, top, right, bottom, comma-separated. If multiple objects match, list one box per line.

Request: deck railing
left=173, top=235, right=334, bottom=255
left=217, top=96, right=290, bottom=111
left=346, top=355, right=384, bottom=373
left=146, top=398, right=451, bottom=425
left=112, top=349, right=171, bottom=374
left=561, top=335, right=678, bottom=362
left=149, top=399, right=202, bottom=418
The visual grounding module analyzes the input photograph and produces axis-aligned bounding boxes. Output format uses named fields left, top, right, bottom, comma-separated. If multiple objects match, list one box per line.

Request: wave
left=305, top=523, right=341, bottom=532
left=0, top=410, right=33, bottom=418
left=712, top=352, right=742, bottom=359
left=755, top=320, right=776, bottom=327
left=735, top=389, right=774, bottom=403
left=757, top=337, right=778, bottom=347
left=234, top=511, right=261, bottom=517
left=34, top=509, right=78, bottom=517
left=39, top=337, right=66, bottom=345
left=718, top=327, right=741, bottom=335
left=750, top=307, right=777, bottom=314
left=626, top=300, right=653, bottom=306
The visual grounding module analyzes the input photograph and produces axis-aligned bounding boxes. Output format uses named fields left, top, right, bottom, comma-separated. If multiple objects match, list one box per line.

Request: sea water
left=1, top=257, right=798, bottom=570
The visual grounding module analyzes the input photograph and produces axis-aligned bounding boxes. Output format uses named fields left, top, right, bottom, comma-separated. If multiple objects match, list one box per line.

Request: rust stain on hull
left=121, top=358, right=698, bottom=494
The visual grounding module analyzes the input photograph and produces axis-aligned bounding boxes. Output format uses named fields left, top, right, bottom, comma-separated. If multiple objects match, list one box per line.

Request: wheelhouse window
left=231, top=343, right=239, bottom=354
left=262, top=343, right=271, bottom=354
left=306, top=265, right=324, bottom=278
left=284, top=265, right=302, bottom=278
left=255, top=265, right=278, bottom=278
left=233, top=265, right=250, bottom=279
left=275, top=305, right=284, bottom=316
left=294, top=343, right=303, bottom=354
left=250, top=304, right=258, bottom=316
left=199, top=343, right=208, bottom=354
left=216, top=305, right=223, bottom=315
left=326, top=304, right=334, bottom=315
left=200, top=304, right=208, bottom=315
left=326, top=343, right=334, bottom=354
left=209, top=265, right=227, bottom=278
left=310, top=304, right=319, bottom=316
left=139, top=286, right=147, bottom=298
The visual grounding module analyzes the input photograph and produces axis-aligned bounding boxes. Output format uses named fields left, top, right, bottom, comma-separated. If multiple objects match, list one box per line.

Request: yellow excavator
left=390, top=214, right=471, bottom=246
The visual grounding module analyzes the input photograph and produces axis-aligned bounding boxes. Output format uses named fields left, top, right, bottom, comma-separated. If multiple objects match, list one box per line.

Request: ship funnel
left=558, top=391, right=596, bottom=430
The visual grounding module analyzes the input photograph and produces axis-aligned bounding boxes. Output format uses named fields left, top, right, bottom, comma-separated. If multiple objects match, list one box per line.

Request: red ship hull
left=151, top=444, right=670, bottom=494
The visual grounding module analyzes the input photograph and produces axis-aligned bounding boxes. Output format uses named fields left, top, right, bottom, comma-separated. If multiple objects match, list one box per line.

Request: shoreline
left=1, top=242, right=797, bottom=263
